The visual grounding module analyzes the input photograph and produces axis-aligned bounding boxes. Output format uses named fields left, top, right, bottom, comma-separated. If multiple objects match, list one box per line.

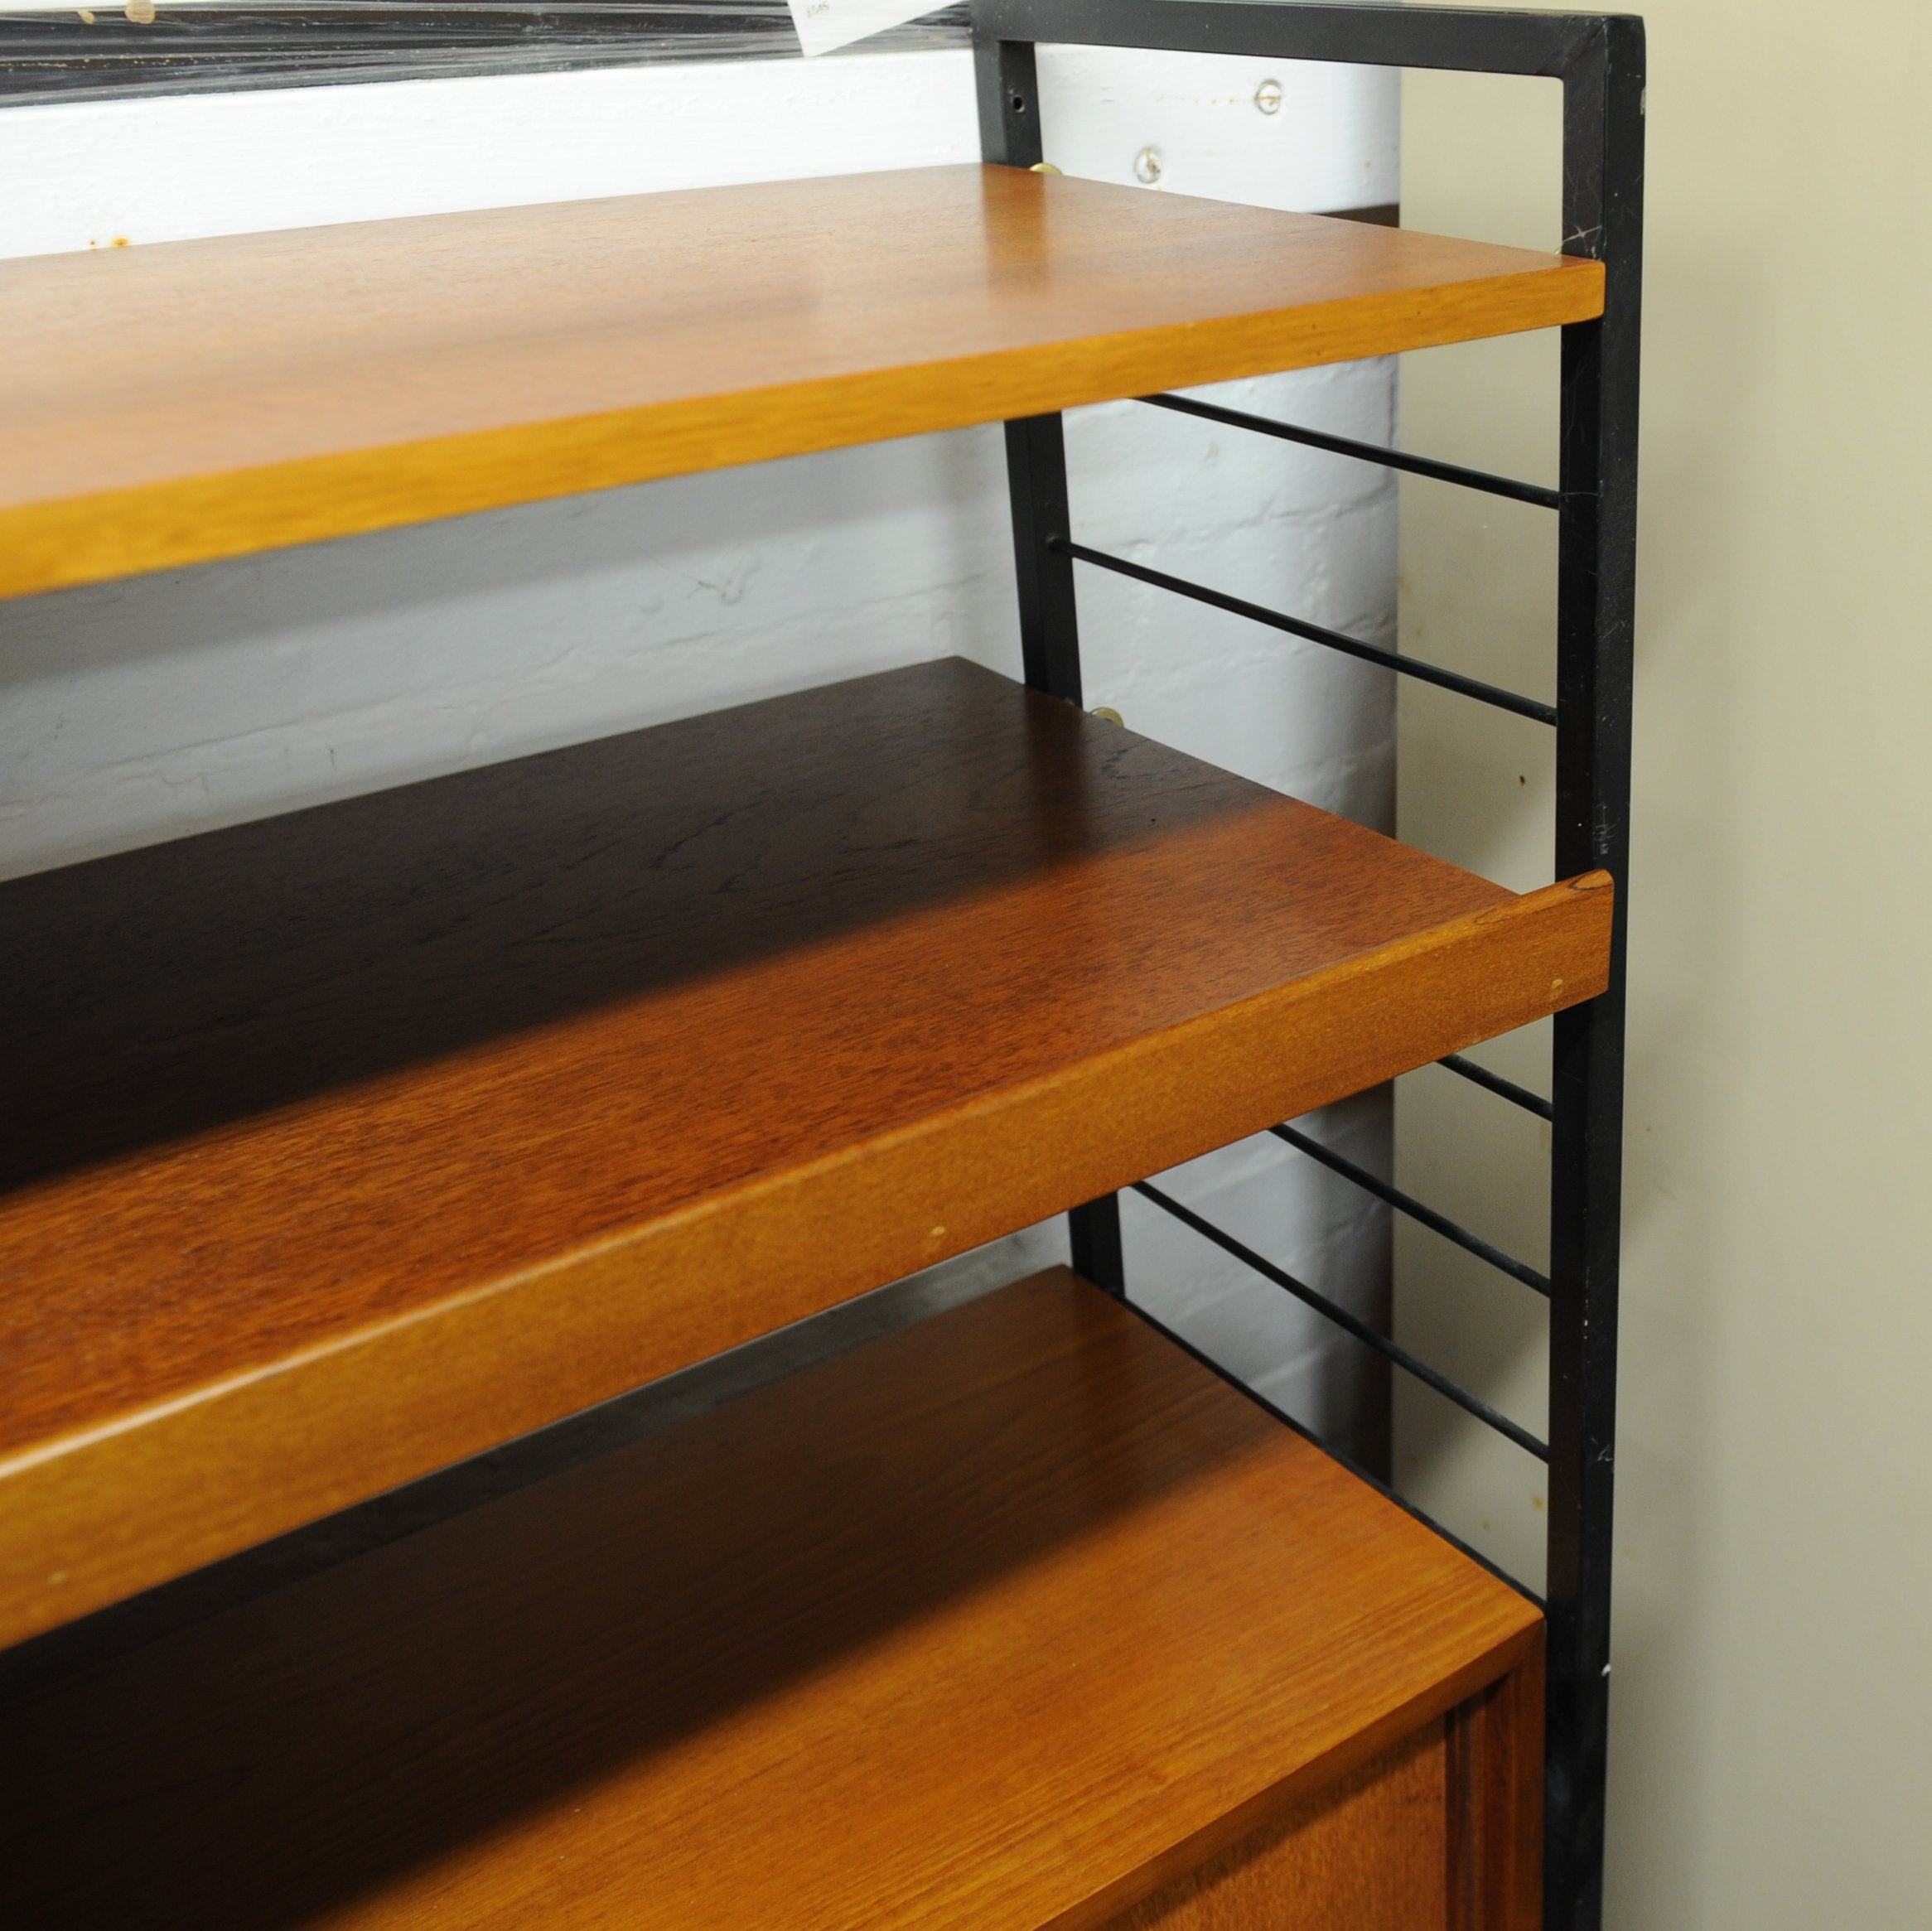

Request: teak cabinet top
left=0, top=164, right=1602, bottom=598
left=0, top=1269, right=1541, bottom=1931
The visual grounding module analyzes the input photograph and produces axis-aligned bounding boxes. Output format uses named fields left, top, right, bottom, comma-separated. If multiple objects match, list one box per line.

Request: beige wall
left=1394, top=5, right=1932, bottom=1925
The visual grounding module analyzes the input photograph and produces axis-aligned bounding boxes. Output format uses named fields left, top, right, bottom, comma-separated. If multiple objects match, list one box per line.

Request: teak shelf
left=0, top=659, right=1610, bottom=1649
left=0, top=1269, right=1544, bottom=1931
left=0, top=163, right=1601, bottom=599
left=0, top=4, right=1643, bottom=1924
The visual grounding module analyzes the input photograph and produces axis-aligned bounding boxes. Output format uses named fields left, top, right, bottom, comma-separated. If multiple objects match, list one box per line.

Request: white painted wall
left=0, top=46, right=1399, bottom=1451
left=0, top=47, right=1393, bottom=261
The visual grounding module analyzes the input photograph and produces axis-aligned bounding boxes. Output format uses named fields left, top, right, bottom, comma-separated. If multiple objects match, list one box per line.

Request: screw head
left=1254, top=78, right=1283, bottom=115
left=1133, top=147, right=1163, bottom=186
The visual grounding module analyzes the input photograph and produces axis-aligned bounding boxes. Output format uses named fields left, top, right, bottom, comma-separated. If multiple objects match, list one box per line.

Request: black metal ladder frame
left=969, top=7, right=1643, bottom=1927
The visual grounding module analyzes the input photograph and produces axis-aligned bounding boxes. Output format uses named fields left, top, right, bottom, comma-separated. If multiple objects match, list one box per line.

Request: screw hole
left=1010, top=93, right=1027, bottom=113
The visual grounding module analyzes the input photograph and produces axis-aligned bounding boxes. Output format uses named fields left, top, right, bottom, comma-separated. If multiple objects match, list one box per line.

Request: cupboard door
left=1108, top=1639, right=1541, bottom=1931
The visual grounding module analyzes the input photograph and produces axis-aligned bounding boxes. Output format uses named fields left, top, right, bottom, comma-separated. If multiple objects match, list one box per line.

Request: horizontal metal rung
left=1054, top=538, right=1556, bottom=727
left=1138, top=391, right=1562, bottom=510
left=1271, top=1122, right=1551, bottom=1296
left=1439, top=1052, right=1554, bottom=1121
left=1118, top=1294, right=1543, bottom=1610
left=1133, top=1180, right=1549, bottom=1462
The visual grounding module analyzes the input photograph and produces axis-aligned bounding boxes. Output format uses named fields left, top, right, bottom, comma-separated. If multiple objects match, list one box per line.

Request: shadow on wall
left=0, top=428, right=1019, bottom=880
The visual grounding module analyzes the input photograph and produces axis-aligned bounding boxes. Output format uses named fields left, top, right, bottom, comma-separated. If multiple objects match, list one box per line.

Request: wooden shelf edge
left=0, top=154, right=1602, bottom=602
left=0, top=256, right=1601, bottom=601
left=0, top=871, right=1609, bottom=1653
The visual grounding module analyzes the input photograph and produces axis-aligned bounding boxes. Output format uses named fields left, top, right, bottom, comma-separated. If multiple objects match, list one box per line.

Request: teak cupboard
left=0, top=6, right=1642, bottom=1929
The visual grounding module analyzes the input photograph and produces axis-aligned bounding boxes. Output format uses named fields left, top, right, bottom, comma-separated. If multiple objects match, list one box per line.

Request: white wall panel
left=1039, top=44, right=1396, bottom=213
left=0, top=51, right=980, bottom=260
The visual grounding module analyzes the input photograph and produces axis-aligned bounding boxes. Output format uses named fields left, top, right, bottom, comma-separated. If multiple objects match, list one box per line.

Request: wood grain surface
left=0, top=165, right=1603, bottom=596
left=0, top=658, right=1611, bottom=1647
left=1111, top=1630, right=1542, bottom=1931
left=0, top=1268, right=1543, bottom=1931
left=1446, top=1628, right=1546, bottom=1931
left=1110, top=1722, right=1451, bottom=1930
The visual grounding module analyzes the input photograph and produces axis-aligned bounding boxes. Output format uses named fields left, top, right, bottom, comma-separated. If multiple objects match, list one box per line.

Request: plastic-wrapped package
left=0, top=0, right=968, bottom=105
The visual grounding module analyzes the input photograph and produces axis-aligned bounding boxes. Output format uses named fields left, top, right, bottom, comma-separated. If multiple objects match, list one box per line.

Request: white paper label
left=786, top=0, right=933, bottom=58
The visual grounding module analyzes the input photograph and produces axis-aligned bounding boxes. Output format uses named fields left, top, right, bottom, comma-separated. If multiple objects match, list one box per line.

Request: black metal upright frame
left=972, top=7, right=1642, bottom=1928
